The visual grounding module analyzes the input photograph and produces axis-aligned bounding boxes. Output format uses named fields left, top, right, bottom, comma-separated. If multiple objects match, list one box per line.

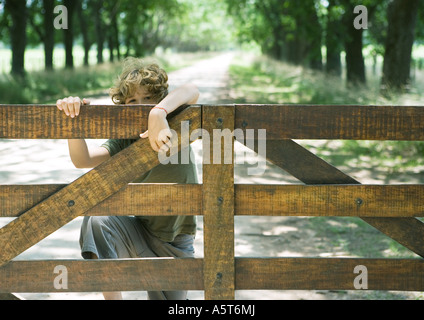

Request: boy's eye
left=128, top=99, right=136, bottom=103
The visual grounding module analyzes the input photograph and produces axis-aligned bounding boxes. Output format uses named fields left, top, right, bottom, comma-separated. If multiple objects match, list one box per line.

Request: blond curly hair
left=109, top=57, right=169, bottom=104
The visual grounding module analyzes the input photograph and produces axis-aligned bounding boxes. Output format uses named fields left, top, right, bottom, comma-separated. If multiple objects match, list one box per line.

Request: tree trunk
left=326, top=0, right=342, bottom=77
left=344, top=23, right=366, bottom=85
left=63, top=0, right=78, bottom=69
left=306, top=0, right=323, bottom=71
left=43, top=0, right=55, bottom=70
left=113, top=16, right=121, bottom=61
left=381, top=0, right=419, bottom=92
left=94, top=0, right=104, bottom=64
left=77, top=1, right=92, bottom=66
left=5, top=0, right=27, bottom=77
left=342, top=1, right=366, bottom=86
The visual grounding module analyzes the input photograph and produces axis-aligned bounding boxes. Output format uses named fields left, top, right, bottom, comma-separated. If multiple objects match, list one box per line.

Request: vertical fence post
left=202, top=105, right=235, bottom=300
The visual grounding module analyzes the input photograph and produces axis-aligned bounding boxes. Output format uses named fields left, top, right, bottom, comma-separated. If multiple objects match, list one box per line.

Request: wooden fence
left=1, top=104, right=424, bottom=300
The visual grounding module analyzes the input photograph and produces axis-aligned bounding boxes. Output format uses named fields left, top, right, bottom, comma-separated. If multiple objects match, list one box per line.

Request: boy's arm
left=57, top=97, right=111, bottom=168
left=154, top=83, right=200, bottom=115
left=68, top=139, right=110, bottom=169
left=141, top=83, right=199, bottom=152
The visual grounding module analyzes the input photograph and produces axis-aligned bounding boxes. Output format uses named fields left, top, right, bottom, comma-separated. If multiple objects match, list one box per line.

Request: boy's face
left=125, top=86, right=159, bottom=105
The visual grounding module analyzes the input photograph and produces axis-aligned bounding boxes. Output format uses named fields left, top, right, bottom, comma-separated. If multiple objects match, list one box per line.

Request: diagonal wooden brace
left=247, top=139, right=424, bottom=258
left=0, top=106, right=201, bottom=267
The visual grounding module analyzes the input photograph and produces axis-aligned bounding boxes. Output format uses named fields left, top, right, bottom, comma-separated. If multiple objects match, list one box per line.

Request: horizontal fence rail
left=1, top=104, right=424, bottom=300
left=1, top=104, right=424, bottom=140
left=1, top=184, right=424, bottom=218
left=1, top=258, right=423, bottom=293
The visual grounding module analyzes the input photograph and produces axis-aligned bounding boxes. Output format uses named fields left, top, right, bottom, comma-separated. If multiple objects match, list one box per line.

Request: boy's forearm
left=155, top=83, right=199, bottom=115
left=68, top=139, right=91, bottom=168
left=68, top=139, right=110, bottom=169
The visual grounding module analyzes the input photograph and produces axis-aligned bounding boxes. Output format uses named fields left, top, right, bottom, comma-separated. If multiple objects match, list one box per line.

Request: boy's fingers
left=63, top=105, right=70, bottom=116
left=140, top=131, right=149, bottom=138
left=152, top=141, right=160, bottom=152
left=159, top=144, right=170, bottom=154
left=56, top=99, right=63, bottom=110
left=61, top=97, right=71, bottom=116
left=82, top=98, right=91, bottom=105
left=72, top=97, right=81, bottom=117
left=163, top=139, right=172, bottom=149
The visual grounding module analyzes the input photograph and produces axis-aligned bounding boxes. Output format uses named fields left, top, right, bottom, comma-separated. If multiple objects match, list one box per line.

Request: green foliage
left=229, top=53, right=424, bottom=174
left=172, top=0, right=236, bottom=51
left=0, top=61, right=122, bottom=104
left=229, top=54, right=381, bottom=104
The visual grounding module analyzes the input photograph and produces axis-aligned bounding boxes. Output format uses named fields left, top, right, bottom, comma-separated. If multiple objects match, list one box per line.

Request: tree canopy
left=0, top=0, right=423, bottom=91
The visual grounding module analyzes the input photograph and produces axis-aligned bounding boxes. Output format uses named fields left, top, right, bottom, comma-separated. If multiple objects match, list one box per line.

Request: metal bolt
left=217, top=196, right=223, bottom=204
left=216, top=118, right=223, bottom=126
left=242, top=120, right=248, bottom=128
left=355, top=198, right=363, bottom=206
left=216, top=272, right=223, bottom=280
left=68, top=200, right=75, bottom=207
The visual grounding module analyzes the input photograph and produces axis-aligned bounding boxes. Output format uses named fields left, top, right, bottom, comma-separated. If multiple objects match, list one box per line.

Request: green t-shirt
left=101, top=139, right=198, bottom=242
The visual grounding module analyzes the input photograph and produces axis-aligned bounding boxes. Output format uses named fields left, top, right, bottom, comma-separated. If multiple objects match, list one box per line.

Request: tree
left=325, top=0, right=343, bottom=76
left=77, top=0, right=95, bottom=66
left=381, top=0, right=419, bottom=92
left=4, top=0, right=27, bottom=76
left=43, top=0, right=55, bottom=70
left=93, top=0, right=104, bottom=64
left=342, top=1, right=366, bottom=85
left=63, top=0, right=78, bottom=69
left=340, top=0, right=381, bottom=86
left=227, top=0, right=323, bottom=69
left=28, top=0, right=56, bottom=70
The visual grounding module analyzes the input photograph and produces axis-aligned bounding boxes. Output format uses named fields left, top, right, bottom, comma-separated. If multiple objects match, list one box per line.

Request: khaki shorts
left=79, top=216, right=195, bottom=300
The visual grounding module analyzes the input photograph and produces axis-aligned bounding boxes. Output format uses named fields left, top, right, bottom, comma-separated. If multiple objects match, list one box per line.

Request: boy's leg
left=80, top=216, right=154, bottom=300
left=144, top=233, right=195, bottom=300
left=79, top=216, right=195, bottom=300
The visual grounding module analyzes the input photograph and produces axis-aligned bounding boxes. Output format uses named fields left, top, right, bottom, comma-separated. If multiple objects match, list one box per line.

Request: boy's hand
left=56, top=97, right=90, bottom=118
left=140, top=108, right=173, bottom=153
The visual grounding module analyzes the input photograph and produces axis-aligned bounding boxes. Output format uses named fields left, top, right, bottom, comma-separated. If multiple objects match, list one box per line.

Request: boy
left=56, top=58, right=200, bottom=300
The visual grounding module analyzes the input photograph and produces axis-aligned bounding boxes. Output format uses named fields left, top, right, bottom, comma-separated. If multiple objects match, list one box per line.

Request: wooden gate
left=1, top=104, right=424, bottom=300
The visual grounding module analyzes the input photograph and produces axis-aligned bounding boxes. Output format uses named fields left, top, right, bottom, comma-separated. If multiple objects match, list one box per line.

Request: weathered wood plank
left=1, top=258, right=423, bottom=292
left=0, top=184, right=202, bottom=217
left=236, top=184, right=424, bottom=217
left=3, top=104, right=424, bottom=140
left=236, top=105, right=424, bottom=140
left=0, top=104, right=150, bottom=139
left=202, top=105, right=235, bottom=300
left=249, top=139, right=424, bottom=257
left=0, top=107, right=201, bottom=267
left=3, top=184, right=424, bottom=218
left=236, top=258, right=424, bottom=291
left=0, top=258, right=204, bottom=293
